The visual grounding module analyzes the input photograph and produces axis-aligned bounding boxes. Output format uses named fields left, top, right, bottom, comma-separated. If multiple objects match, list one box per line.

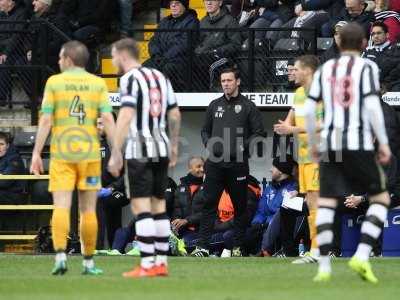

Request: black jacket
left=339, top=4, right=374, bottom=37
left=0, top=146, right=26, bottom=193
left=378, top=42, right=400, bottom=90
left=301, top=0, right=344, bottom=20
left=195, top=6, right=241, bottom=57
left=201, top=94, right=266, bottom=161
left=0, top=3, right=28, bottom=57
left=362, top=41, right=391, bottom=65
left=256, top=0, right=296, bottom=23
left=59, top=0, right=112, bottom=28
left=149, top=9, right=199, bottom=62
left=173, top=173, right=204, bottom=227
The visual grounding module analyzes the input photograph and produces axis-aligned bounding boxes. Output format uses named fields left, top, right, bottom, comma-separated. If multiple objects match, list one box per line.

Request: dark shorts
left=319, top=150, right=387, bottom=198
left=124, top=158, right=169, bottom=199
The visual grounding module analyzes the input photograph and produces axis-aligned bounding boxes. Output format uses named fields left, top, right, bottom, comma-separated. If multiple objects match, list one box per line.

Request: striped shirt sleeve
left=362, top=61, right=380, bottom=97
left=120, top=75, right=138, bottom=108
left=166, top=79, right=177, bottom=110
left=308, top=68, right=322, bottom=102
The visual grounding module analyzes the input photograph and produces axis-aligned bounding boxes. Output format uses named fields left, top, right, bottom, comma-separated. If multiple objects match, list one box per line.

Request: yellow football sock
left=309, top=209, right=318, bottom=250
left=51, top=208, right=70, bottom=252
left=80, top=211, right=98, bottom=257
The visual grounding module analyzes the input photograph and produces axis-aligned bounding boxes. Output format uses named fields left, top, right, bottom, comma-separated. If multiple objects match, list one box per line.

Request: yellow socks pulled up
left=51, top=208, right=70, bottom=252
left=309, top=209, right=319, bottom=251
left=80, top=212, right=98, bottom=257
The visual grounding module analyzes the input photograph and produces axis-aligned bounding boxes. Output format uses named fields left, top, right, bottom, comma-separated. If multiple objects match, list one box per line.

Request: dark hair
left=112, top=38, right=140, bottom=60
left=0, top=132, right=10, bottom=144
left=339, top=22, right=365, bottom=51
left=220, top=67, right=240, bottom=79
left=61, top=40, right=89, bottom=68
left=371, top=21, right=389, bottom=34
left=295, top=55, right=320, bottom=72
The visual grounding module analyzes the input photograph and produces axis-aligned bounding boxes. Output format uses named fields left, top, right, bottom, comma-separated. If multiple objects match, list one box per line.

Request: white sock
left=136, top=214, right=156, bottom=269
left=154, top=217, right=171, bottom=266
left=354, top=244, right=373, bottom=262
left=141, top=256, right=155, bottom=269
left=354, top=203, right=388, bottom=262
left=318, top=256, right=331, bottom=274
left=83, top=258, right=94, bottom=269
left=55, top=252, right=66, bottom=263
left=155, top=255, right=168, bottom=266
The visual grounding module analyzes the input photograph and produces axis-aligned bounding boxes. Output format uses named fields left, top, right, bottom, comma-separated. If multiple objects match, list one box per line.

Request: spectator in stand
left=144, top=0, right=199, bottom=91
left=320, top=21, right=348, bottom=64
left=298, top=0, right=345, bottom=37
left=0, top=0, right=30, bottom=106
left=374, top=0, right=400, bottom=44
left=273, top=2, right=329, bottom=44
left=26, top=0, right=69, bottom=71
left=0, top=132, right=26, bottom=204
left=377, top=39, right=400, bottom=91
left=244, top=0, right=295, bottom=42
left=0, top=132, right=26, bottom=230
left=119, top=0, right=133, bottom=38
left=338, top=0, right=375, bottom=37
left=171, top=157, right=205, bottom=246
left=194, top=0, right=241, bottom=91
left=95, top=116, right=129, bottom=250
left=58, top=0, right=112, bottom=46
left=362, top=21, right=391, bottom=64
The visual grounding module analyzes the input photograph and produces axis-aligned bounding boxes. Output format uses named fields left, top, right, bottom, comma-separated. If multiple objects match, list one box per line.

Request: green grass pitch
left=0, top=254, right=399, bottom=300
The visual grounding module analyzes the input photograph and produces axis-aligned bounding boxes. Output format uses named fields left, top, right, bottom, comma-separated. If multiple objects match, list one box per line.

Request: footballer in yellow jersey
left=273, top=55, right=321, bottom=262
left=30, top=41, right=116, bottom=276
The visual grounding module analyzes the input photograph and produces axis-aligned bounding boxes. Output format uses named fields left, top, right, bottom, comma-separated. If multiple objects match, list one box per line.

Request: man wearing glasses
left=362, top=21, right=391, bottom=63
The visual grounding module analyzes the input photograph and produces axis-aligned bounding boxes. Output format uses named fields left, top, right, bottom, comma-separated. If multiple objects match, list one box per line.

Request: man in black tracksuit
left=191, top=67, right=266, bottom=257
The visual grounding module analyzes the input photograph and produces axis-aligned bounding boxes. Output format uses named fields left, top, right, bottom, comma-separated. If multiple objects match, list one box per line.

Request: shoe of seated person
left=220, top=249, right=232, bottom=257
left=190, top=247, right=209, bottom=257
left=292, top=252, right=319, bottom=264
left=232, top=247, right=243, bottom=257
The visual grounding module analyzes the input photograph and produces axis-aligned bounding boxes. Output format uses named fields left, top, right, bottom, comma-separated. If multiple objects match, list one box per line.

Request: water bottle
left=298, top=239, right=305, bottom=257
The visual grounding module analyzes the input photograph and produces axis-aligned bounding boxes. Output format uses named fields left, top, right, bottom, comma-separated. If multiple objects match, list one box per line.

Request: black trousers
left=96, top=191, right=129, bottom=249
left=198, top=160, right=249, bottom=250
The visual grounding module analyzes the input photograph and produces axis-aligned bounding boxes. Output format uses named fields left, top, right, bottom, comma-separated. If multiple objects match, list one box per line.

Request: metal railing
left=132, top=27, right=318, bottom=92
left=0, top=20, right=70, bottom=124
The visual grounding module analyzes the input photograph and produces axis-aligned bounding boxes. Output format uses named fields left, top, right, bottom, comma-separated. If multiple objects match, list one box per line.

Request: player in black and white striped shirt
left=304, top=23, right=391, bottom=284
left=108, top=38, right=181, bottom=278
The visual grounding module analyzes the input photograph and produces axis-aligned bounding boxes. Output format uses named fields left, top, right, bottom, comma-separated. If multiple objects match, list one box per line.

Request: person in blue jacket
left=247, top=155, right=298, bottom=255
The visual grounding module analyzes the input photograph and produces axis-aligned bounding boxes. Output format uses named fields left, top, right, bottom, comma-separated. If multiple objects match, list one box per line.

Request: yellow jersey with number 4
left=293, top=87, right=323, bottom=164
left=41, top=68, right=112, bottom=162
